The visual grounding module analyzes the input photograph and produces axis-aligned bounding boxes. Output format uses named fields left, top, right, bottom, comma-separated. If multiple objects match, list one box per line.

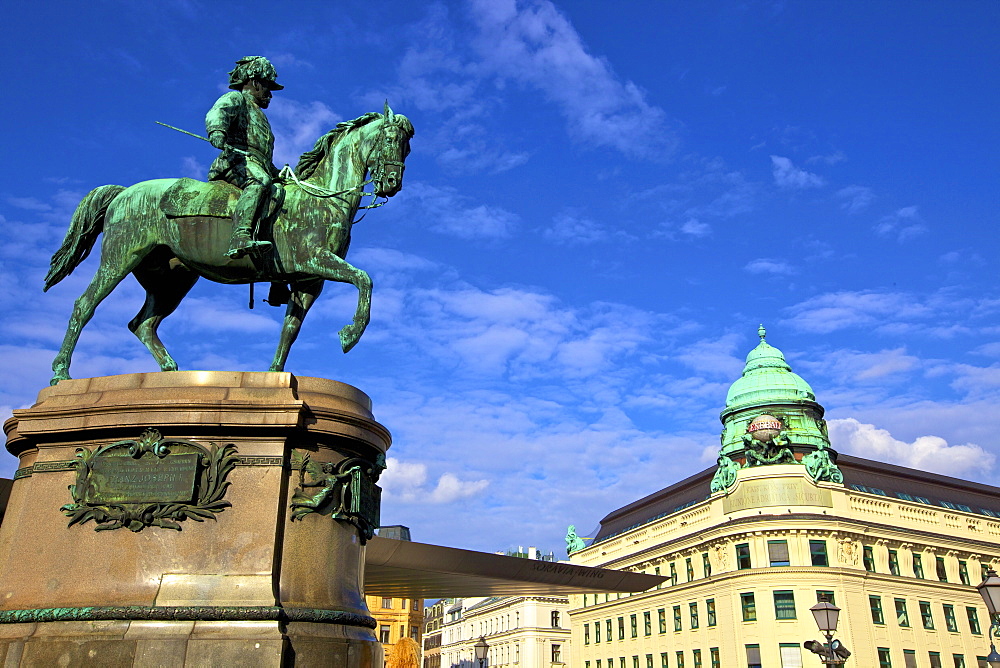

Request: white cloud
left=770, top=155, right=825, bottom=188
left=836, top=185, right=874, bottom=214
left=680, top=218, right=711, bottom=237
left=745, top=258, right=795, bottom=275
left=543, top=212, right=607, bottom=245
left=395, top=182, right=519, bottom=240
left=874, top=206, right=926, bottom=241
left=787, top=290, right=931, bottom=334
left=829, top=418, right=993, bottom=478
left=267, top=98, right=340, bottom=166
left=380, top=457, right=489, bottom=504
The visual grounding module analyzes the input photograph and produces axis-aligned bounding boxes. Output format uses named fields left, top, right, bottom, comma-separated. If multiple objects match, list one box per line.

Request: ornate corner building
left=568, top=329, right=1000, bottom=668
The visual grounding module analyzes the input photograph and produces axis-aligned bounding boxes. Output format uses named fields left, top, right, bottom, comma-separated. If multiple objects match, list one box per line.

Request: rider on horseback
left=206, top=56, right=283, bottom=259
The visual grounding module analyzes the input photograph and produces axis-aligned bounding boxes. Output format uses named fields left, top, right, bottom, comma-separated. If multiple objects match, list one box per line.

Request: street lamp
left=804, top=594, right=851, bottom=665
left=976, top=569, right=1000, bottom=668
left=474, top=636, right=489, bottom=668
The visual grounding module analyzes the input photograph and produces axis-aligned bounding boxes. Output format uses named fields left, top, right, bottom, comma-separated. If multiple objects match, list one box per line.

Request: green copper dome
left=724, top=325, right=815, bottom=410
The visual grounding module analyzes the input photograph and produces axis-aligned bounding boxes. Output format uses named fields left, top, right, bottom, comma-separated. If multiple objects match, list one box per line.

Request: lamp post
left=474, top=636, right=489, bottom=668
left=976, top=569, right=1000, bottom=668
left=804, top=594, right=850, bottom=665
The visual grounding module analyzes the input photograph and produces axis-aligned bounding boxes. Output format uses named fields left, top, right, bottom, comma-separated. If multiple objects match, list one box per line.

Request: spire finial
left=758, top=324, right=766, bottom=340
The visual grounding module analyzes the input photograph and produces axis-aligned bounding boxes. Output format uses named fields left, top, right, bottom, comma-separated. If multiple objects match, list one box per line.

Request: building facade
left=439, top=594, right=572, bottom=668
left=568, top=330, right=1000, bottom=668
left=424, top=599, right=447, bottom=668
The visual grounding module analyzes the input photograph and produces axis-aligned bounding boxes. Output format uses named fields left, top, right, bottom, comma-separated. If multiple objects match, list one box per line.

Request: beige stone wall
left=570, top=466, right=999, bottom=668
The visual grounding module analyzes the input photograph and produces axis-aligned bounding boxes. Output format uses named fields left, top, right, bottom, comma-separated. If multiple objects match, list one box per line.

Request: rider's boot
left=226, top=226, right=272, bottom=259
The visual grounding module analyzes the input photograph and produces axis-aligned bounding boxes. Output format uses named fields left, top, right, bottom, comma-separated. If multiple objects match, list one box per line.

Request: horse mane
left=293, top=112, right=383, bottom=180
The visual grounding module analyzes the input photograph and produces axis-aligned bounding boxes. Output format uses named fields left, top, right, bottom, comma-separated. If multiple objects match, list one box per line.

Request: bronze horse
left=44, top=106, right=414, bottom=385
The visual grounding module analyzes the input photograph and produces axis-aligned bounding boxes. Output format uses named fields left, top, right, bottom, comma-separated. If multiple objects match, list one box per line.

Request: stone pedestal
left=0, top=372, right=390, bottom=667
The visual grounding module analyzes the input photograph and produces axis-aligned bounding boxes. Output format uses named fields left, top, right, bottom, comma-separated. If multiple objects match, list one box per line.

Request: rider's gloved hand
left=209, top=132, right=227, bottom=150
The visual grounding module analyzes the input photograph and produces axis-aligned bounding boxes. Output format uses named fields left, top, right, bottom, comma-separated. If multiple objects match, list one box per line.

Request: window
left=779, top=644, right=803, bottom=667
left=944, top=604, right=958, bottom=632
left=596, top=620, right=602, bottom=643
left=810, top=540, right=828, bottom=567
left=410, top=625, right=418, bottom=639
left=670, top=563, right=678, bottom=586
left=967, top=607, right=982, bottom=634
left=381, top=597, right=393, bottom=609
left=896, top=598, right=910, bottom=627
left=736, top=543, right=752, bottom=569
left=870, top=595, right=885, bottom=624
left=673, top=605, right=682, bottom=631
left=633, top=657, right=639, bottom=668
left=774, top=590, right=797, bottom=620
left=768, top=540, right=790, bottom=567
left=379, top=625, right=391, bottom=643
left=413, top=599, right=419, bottom=610
left=888, top=549, right=900, bottom=576
left=929, top=652, right=942, bottom=668
left=863, top=545, right=875, bottom=572
left=552, top=610, right=561, bottom=627
left=710, top=648, right=720, bottom=668
left=646, top=655, right=653, bottom=668
left=960, top=560, right=971, bottom=585
left=660, top=652, right=668, bottom=668
left=904, top=650, right=917, bottom=668
left=552, top=644, right=562, bottom=663
left=913, top=553, right=925, bottom=578
left=816, top=590, right=836, bottom=606
left=619, top=616, right=625, bottom=640
left=686, top=557, right=695, bottom=581
left=937, top=556, right=948, bottom=582
left=654, top=566, right=661, bottom=589
left=953, top=654, right=966, bottom=668
left=644, top=611, right=651, bottom=636
left=689, top=602, right=699, bottom=629
left=746, top=644, right=762, bottom=668
left=606, top=619, right=612, bottom=642
left=585, top=624, right=591, bottom=645
left=741, top=593, right=757, bottom=621
left=676, top=651, right=684, bottom=668
left=658, top=608, right=666, bottom=633
left=692, top=649, right=702, bottom=668
left=920, top=600, right=935, bottom=629
left=703, top=552, right=712, bottom=577
left=621, top=658, right=626, bottom=668
left=984, top=563, right=991, bottom=582
left=630, top=614, right=637, bottom=638
left=707, top=599, right=717, bottom=626
left=878, top=648, right=893, bottom=668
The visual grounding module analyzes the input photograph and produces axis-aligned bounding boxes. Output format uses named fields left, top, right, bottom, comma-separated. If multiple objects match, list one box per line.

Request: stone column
left=0, top=371, right=389, bottom=667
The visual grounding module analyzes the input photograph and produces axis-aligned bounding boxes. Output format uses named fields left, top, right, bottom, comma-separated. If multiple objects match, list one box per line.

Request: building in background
left=437, top=547, right=571, bottom=667
left=368, top=525, right=424, bottom=661
left=423, top=598, right=448, bottom=668
left=568, top=329, right=1000, bottom=668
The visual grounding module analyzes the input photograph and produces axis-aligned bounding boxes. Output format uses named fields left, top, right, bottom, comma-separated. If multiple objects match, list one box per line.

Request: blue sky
left=2, top=1, right=998, bottom=553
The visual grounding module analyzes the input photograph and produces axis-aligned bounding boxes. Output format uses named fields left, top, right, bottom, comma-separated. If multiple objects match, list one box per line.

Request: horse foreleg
left=51, top=254, right=144, bottom=384
left=300, top=252, right=372, bottom=353
left=129, top=262, right=199, bottom=371
left=270, top=279, right=324, bottom=372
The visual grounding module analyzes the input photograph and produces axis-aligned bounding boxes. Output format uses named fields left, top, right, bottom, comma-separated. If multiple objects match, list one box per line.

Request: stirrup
left=227, top=234, right=272, bottom=259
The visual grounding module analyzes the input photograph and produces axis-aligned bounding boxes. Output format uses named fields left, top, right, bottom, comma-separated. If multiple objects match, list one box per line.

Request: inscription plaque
left=87, top=453, right=198, bottom=504
left=722, top=476, right=833, bottom=513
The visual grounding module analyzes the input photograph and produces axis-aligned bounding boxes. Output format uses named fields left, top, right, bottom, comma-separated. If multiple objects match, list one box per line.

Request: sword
left=156, top=121, right=249, bottom=155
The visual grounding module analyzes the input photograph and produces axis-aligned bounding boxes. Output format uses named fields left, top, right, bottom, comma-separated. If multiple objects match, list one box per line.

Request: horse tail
left=43, top=184, right=126, bottom=291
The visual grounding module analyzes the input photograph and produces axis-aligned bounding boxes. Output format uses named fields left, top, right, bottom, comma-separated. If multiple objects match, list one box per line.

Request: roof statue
left=44, top=57, right=414, bottom=385
left=565, top=525, right=586, bottom=556
left=710, top=326, right=844, bottom=493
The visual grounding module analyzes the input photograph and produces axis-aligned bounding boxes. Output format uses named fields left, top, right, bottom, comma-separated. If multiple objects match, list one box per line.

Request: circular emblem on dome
left=747, top=414, right=784, bottom=442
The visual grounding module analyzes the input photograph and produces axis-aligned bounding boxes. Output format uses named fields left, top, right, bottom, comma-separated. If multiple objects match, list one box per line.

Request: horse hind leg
left=129, top=259, right=199, bottom=372
left=269, top=279, right=324, bottom=372
left=51, top=251, right=148, bottom=384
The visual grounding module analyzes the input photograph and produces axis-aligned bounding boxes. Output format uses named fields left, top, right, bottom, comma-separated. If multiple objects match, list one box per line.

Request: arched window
left=551, top=610, right=560, bottom=628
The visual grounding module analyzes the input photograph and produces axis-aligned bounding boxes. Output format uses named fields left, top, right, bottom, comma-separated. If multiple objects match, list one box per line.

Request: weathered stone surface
left=0, top=371, right=388, bottom=665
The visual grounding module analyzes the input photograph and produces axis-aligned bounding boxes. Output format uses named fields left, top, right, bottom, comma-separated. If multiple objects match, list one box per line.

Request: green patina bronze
left=61, top=428, right=238, bottom=532
left=710, top=326, right=844, bottom=493
left=565, top=525, right=586, bottom=555
left=0, top=605, right=376, bottom=628
left=44, top=56, right=414, bottom=385
left=289, top=451, right=386, bottom=542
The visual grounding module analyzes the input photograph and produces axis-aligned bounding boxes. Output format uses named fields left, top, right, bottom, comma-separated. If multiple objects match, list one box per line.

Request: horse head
left=368, top=101, right=414, bottom=198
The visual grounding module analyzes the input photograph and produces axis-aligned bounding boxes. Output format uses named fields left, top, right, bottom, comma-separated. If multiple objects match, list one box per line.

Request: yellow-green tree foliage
left=386, top=636, right=420, bottom=668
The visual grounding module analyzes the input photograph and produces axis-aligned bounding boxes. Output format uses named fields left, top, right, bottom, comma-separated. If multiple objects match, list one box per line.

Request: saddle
left=161, top=178, right=284, bottom=219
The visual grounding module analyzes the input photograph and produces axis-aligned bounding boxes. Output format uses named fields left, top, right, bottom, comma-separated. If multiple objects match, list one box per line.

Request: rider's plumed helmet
left=228, top=56, right=284, bottom=91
